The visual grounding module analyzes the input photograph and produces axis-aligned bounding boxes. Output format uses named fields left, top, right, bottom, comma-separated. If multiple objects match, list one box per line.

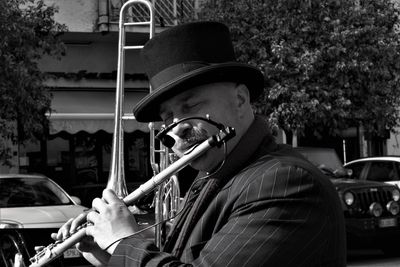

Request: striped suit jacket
left=108, top=117, right=346, bottom=266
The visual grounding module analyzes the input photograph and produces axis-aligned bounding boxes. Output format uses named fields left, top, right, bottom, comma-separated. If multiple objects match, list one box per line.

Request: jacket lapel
left=165, top=116, right=277, bottom=257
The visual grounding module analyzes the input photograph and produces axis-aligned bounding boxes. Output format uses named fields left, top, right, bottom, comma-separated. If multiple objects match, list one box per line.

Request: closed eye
left=161, top=112, right=173, bottom=125
left=182, top=101, right=204, bottom=114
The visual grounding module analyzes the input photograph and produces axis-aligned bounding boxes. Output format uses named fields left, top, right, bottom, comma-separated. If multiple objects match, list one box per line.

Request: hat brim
left=133, top=62, right=264, bottom=122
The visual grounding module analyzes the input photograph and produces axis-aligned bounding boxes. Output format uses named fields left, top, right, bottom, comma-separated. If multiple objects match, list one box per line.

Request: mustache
left=175, top=128, right=209, bottom=150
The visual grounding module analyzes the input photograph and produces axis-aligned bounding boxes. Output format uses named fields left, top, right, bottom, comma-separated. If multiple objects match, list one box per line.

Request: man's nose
left=171, top=120, right=192, bottom=138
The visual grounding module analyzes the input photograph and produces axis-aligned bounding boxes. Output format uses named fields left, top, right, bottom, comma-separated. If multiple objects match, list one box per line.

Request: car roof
left=0, top=174, right=48, bottom=179
left=294, top=147, right=336, bottom=151
left=345, top=156, right=400, bottom=165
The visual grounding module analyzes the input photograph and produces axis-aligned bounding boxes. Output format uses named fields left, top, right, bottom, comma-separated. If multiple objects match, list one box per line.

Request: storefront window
left=21, top=130, right=150, bottom=206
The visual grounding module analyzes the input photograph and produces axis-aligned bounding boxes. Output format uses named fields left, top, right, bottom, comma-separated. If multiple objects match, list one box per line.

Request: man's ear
left=235, top=83, right=251, bottom=109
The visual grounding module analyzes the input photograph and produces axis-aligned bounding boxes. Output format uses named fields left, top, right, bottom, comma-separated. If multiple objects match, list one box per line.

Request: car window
left=394, top=163, right=400, bottom=181
left=366, top=161, right=393, bottom=182
left=0, top=177, right=72, bottom=208
left=33, top=180, right=69, bottom=205
left=297, top=149, right=343, bottom=171
left=345, top=162, right=366, bottom=180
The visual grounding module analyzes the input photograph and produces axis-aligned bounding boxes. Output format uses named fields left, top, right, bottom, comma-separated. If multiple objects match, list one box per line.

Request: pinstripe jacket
left=108, top=116, right=346, bottom=266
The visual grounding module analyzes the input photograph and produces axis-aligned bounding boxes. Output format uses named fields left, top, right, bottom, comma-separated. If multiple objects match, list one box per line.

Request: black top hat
left=133, top=21, right=265, bottom=122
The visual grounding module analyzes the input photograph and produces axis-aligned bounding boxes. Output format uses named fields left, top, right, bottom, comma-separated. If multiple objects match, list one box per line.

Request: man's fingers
left=102, top=189, right=123, bottom=204
left=53, top=212, right=88, bottom=241
left=76, top=236, right=96, bottom=252
left=70, top=212, right=88, bottom=234
left=50, top=232, right=58, bottom=240
left=91, top=189, right=121, bottom=214
left=86, top=210, right=100, bottom=227
left=92, top=197, right=106, bottom=214
left=54, top=218, right=74, bottom=240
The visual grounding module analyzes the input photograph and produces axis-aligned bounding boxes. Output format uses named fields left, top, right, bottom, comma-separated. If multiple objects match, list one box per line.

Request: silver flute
left=29, top=127, right=235, bottom=267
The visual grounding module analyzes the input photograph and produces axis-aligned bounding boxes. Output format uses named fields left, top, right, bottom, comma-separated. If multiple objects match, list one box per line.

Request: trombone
left=108, top=0, right=155, bottom=199
left=111, top=0, right=179, bottom=249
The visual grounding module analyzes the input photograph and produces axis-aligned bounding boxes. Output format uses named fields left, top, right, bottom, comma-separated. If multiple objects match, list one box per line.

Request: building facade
left=1, top=0, right=199, bottom=205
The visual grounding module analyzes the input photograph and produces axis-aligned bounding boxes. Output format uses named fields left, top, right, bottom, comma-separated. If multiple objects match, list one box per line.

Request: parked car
left=344, top=156, right=400, bottom=188
left=0, top=174, right=88, bottom=267
left=294, top=147, right=400, bottom=255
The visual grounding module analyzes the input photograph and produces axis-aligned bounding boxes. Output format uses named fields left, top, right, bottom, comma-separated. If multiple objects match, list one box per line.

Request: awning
left=49, top=90, right=150, bottom=134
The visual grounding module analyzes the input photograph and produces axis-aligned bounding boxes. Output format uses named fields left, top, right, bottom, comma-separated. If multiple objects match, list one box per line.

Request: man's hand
left=86, top=189, right=140, bottom=253
left=51, top=212, right=87, bottom=241
left=50, top=189, right=139, bottom=265
left=76, top=236, right=111, bottom=266
left=51, top=211, right=110, bottom=266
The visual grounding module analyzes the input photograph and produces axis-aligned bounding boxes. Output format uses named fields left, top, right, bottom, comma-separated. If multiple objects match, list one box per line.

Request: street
left=69, top=249, right=400, bottom=267
left=72, top=249, right=400, bottom=266
left=347, top=249, right=400, bottom=266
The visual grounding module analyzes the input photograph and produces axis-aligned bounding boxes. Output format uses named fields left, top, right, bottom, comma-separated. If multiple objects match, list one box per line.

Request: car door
left=386, top=161, right=400, bottom=188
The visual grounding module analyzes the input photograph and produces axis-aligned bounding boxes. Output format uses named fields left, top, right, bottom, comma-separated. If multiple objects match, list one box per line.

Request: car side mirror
left=345, top=168, right=353, bottom=177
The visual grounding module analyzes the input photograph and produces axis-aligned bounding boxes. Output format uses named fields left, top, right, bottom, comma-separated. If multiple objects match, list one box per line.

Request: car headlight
left=343, top=191, right=354, bottom=206
left=0, top=220, right=23, bottom=229
left=369, top=202, right=383, bottom=217
left=392, top=188, right=400, bottom=201
left=387, top=201, right=400, bottom=215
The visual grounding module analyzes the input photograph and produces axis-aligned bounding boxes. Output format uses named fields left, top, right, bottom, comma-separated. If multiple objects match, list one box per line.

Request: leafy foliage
left=196, top=0, right=400, bottom=139
left=0, top=0, right=66, bottom=164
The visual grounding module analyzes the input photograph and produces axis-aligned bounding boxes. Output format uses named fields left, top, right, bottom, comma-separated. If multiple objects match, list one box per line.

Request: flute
left=29, top=127, right=235, bottom=267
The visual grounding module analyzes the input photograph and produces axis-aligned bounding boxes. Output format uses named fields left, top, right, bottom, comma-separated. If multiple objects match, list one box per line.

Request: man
left=54, top=21, right=346, bottom=266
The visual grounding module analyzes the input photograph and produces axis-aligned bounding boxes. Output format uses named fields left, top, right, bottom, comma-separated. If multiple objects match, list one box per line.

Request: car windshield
left=297, top=148, right=347, bottom=177
left=0, top=177, right=72, bottom=208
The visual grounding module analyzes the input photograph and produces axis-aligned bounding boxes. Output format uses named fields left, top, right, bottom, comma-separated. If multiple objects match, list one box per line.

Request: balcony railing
left=107, top=0, right=200, bottom=27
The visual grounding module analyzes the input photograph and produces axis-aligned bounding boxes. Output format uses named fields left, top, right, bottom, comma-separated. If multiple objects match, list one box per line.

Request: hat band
left=150, top=61, right=210, bottom=90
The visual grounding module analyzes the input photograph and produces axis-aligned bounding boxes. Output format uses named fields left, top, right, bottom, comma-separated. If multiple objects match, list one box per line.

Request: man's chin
left=188, top=149, right=222, bottom=172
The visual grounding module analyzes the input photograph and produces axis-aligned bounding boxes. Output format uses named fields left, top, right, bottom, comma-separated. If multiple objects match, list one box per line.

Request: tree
left=195, top=0, right=400, bottom=141
left=0, top=0, right=66, bottom=164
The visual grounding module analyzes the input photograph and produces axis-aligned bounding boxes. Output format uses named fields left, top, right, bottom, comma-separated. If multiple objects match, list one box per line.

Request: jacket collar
left=203, top=115, right=277, bottom=182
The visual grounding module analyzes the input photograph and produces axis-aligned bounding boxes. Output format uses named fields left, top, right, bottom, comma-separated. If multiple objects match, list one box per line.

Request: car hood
left=330, top=178, right=393, bottom=191
left=0, top=205, right=88, bottom=228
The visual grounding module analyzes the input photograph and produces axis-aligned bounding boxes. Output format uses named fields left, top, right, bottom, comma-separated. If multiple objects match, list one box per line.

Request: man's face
left=159, top=82, right=242, bottom=172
